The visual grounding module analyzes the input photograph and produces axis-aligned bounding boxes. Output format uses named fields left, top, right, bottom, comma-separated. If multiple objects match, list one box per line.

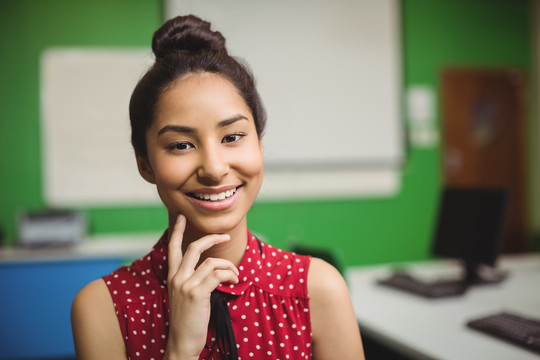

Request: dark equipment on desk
left=467, top=311, right=540, bottom=354
left=431, top=187, right=508, bottom=284
left=377, top=272, right=468, bottom=298
left=378, top=187, right=508, bottom=298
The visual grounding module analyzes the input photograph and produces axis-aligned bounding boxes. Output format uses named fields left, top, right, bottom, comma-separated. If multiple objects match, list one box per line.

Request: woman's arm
left=308, top=258, right=365, bottom=360
left=71, top=279, right=127, bottom=359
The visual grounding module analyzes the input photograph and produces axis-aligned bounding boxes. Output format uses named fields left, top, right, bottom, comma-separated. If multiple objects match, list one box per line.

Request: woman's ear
left=136, top=155, right=156, bottom=184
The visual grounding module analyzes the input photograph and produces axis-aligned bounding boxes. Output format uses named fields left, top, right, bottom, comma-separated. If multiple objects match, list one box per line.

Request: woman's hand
left=164, top=214, right=239, bottom=360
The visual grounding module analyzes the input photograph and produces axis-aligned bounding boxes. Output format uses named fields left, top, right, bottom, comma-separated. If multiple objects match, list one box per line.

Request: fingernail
left=176, top=214, right=184, bottom=223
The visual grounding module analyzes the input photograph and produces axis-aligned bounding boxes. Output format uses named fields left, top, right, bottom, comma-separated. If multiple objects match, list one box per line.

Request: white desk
left=346, top=254, right=540, bottom=360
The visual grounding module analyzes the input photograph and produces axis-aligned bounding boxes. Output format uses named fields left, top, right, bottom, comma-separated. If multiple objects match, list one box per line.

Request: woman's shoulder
left=72, top=279, right=114, bottom=323
left=307, top=258, right=365, bottom=359
left=307, top=257, right=347, bottom=296
left=71, top=279, right=126, bottom=358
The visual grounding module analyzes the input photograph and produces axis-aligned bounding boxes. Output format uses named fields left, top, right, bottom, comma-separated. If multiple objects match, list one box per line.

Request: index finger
left=168, top=214, right=186, bottom=282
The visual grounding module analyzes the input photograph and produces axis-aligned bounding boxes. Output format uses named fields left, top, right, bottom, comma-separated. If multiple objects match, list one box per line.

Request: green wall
left=0, top=0, right=535, bottom=267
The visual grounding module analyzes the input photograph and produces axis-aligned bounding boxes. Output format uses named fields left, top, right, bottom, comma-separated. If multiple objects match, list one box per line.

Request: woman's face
left=137, top=72, right=264, bottom=235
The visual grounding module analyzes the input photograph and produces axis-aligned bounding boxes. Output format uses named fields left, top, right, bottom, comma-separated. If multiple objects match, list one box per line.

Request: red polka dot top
left=103, top=230, right=313, bottom=360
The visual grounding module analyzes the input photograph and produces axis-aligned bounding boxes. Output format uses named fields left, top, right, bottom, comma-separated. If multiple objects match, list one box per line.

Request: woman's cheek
left=155, top=158, right=190, bottom=188
left=239, top=142, right=264, bottom=177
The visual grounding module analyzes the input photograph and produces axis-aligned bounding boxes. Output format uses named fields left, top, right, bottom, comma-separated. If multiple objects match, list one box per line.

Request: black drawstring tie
left=206, top=240, right=262, bottom=359
left=206, top=290, right=238, bottom=359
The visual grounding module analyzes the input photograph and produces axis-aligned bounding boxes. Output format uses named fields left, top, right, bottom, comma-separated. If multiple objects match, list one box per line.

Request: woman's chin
left=184, top=216, right=246, bottom=237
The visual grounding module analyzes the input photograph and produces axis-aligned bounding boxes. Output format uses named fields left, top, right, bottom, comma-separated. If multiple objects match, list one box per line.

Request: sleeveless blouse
left=103, top=230, right=312, bottom=360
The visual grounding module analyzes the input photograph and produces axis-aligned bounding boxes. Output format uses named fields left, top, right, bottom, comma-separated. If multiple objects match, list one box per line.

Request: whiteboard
left=40, top=0, right=403, bottom=207
left=41, top=48, right=161, bottom=206
left=166, top=0, right=403, bottom=167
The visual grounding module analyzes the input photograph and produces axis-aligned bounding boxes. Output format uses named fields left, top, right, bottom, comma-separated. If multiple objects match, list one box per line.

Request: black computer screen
left=432, top=187, right=508, bottom=271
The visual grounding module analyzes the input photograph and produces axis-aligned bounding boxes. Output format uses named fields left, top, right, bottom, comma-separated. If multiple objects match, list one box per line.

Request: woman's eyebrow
left=157, top=115, right=248, bottom=136
left=218, top=115, right=249, bottom=128
left=157, top=125, right=195, bottom=136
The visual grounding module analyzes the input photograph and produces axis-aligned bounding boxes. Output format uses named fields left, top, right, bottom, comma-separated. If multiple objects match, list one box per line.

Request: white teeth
left=194, top=188, right=236, bottom=202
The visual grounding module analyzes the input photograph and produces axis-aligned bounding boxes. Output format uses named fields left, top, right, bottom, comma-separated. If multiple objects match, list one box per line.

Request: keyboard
left=376, top=272, right=468, bottom=298
left=467, top=311, right=540, bottom=354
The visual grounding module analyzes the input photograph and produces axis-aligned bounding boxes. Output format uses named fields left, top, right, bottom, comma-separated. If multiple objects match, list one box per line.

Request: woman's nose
left=197, top=146, right=229, bottom=182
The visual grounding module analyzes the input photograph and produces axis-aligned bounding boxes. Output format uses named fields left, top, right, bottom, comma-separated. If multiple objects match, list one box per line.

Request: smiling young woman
left=71, top=15, right=365, bottom=360
left=138, top=72, right=264, bottom=244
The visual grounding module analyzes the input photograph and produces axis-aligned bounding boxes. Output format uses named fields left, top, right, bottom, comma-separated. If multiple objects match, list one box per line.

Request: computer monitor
left=431, top=187, right=508, bottom=284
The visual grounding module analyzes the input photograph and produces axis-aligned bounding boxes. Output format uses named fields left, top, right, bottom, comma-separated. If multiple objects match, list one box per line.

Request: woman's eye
left=222, top=133, right=245, bottom=144
left=167, top=142, right=194, bottom=151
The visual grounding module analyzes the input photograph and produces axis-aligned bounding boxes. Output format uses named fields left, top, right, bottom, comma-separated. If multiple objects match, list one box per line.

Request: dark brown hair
left=129, top=15, right=266, bottom=158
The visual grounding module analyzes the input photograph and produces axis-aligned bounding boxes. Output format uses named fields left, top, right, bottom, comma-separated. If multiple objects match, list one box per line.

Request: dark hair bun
left=152, top=15, right=226, bottom=59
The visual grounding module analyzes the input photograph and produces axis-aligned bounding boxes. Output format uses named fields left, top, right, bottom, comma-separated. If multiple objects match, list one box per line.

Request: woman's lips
left=191, top=187, right=237, bottom=201
left=187, top=186, right=241, bottom=211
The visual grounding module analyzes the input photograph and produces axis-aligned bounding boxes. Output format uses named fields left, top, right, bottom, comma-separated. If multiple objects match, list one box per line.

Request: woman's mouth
left=186, top=186, right=241, bottom=211
left=190, top=187, right=237, bottom=202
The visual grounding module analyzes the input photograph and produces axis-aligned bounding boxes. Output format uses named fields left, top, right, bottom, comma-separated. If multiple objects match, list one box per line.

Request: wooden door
left=440, top=68, right=527, bottom=253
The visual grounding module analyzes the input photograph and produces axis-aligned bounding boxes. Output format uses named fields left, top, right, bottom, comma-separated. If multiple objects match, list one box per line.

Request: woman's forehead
left=154, top=73, right=253, bottom=129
